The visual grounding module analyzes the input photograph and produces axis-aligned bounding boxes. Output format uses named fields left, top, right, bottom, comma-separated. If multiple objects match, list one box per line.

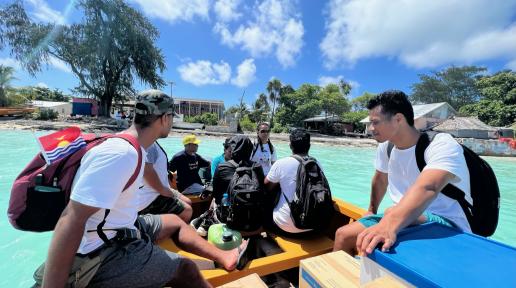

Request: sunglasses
left=259, top=130, right=270, bottom=133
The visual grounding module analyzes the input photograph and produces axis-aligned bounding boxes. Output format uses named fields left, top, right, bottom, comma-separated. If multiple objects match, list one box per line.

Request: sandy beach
left=0, top=118, right=378, bottom=148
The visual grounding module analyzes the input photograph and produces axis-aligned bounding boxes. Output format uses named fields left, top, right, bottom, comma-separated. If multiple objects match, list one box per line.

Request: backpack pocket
left=17, top=185, right=65, bottom=232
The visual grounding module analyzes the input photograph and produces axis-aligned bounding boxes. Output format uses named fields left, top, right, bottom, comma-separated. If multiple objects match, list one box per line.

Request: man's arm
left=368, top=170, right=388, bottom=214
left=356, top=169, right=454, bottom=255
left=144, top=163, right=177, bottom=198
left=198, top=155, right=211, bottom=168
left=264, top=177, right=280, bottom=193
left=42, top=201, right=100, bottom=288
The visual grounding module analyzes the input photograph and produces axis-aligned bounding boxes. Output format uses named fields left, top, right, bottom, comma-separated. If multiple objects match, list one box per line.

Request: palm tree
left=266, top=78, right=282, bottom=126
left=0, top=65, right=16, bottom=107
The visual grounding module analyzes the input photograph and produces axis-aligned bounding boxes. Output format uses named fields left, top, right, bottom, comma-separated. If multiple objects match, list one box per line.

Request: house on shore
left=360, top=102, right=457, bottom=131
left=31, top=100, right=72, bottom=116
left=433, top=116, right=498, bottom=139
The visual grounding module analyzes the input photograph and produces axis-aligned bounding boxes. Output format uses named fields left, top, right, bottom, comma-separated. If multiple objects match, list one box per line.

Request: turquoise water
left=1, top=130, right=515, bottom=286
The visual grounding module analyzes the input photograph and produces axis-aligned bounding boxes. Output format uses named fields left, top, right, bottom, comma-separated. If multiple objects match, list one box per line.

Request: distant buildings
left=31, top=100, right=72, bottom=116
left=360, top=102, right=457, bottom=131
left=174, top=98, right=225, bottom=120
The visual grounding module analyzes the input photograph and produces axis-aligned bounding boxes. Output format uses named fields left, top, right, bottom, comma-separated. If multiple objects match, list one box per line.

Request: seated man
left=212, top=135, right=256, bottom=205
left=211, top=137, right=232, bottom=177
left=34, top=89, right=246, bottom=288
left=139, top=141, right=193, bottom=222
left=264, top=129, right=321, bottom=235
left=333, top=90, right=471, bottom=256
left=169, top=135, right=211, bottom=195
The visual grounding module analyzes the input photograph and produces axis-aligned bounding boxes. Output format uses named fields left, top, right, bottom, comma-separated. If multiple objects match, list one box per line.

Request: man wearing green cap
left=38, top=90, right=246, bottom=288
left=169, top=134, right=211, bottom=195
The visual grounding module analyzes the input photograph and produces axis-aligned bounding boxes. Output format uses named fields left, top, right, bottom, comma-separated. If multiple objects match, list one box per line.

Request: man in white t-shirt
left=265, top=129, right=317, bottom=234
left=333, top=90, right=471, bottom=256
left=139, top=141, right=193, bottom=222
left=37, top=90, right=246, bottom=288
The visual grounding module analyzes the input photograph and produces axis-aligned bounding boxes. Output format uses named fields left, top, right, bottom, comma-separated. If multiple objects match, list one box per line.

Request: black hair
left=366, top=90, right=414, bottom=126
left=133, top=113, right=162, bottom=128
left=255, top=122, right=274, bottom=155
left=290, top=129, right=310, bottom=154
left=223, top=137, right=232, bottom=149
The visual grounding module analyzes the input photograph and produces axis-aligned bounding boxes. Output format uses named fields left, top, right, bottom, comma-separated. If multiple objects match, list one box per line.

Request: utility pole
left=168, top=81, right=175, bottom=97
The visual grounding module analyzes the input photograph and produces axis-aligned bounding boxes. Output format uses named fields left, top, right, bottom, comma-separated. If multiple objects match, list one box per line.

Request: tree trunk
left=98, top=92, right=113, bottom=117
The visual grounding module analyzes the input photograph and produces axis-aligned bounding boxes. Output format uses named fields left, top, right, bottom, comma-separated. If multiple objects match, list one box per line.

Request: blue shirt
left=211, top=153, right=226, bottom=176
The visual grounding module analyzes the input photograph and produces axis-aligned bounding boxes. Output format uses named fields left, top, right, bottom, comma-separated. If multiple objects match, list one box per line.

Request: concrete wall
left=41, top=103, right=72, bottom=116
left=459, top=138, right=516, bottom=157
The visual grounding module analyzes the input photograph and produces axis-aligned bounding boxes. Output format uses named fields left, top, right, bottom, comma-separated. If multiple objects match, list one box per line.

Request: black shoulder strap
left=155, top=141, right=168, bottom=162
left=387, top=142, right=394, bottom=159
left=251, top=142, right=260, bottom=158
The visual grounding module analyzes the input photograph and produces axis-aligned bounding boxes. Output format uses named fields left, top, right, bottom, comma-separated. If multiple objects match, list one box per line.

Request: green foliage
left=319, top=83, right=351, bottom=117
left=271, top=123, right=287, bottom=133
left=459, top=100, right=516, bottom=127
left=352, top=92, right=376, bottom=111
left=410, top=66, right=486, bottom=109
left=34, top=109, right=59, bottom=120
left=239, top=115, right=255, bottom=132
left=184, top=113, right=218, bottom=125
left=0, top=65, right=16, bottom=107
left=341, top=110, right=369, bottom=132
left=0, top=0, right=165, bottom=116
left=267, top=78, right=282, bottom=126
left=249, top=93, right=270, bottom=123
left=476, top=70, right=516, bottom=105
left=275, top=84, right=322, bottom=127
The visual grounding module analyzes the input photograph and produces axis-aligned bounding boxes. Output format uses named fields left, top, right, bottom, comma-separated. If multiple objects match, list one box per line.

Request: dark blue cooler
left=368, top=223, right=516, bottom=288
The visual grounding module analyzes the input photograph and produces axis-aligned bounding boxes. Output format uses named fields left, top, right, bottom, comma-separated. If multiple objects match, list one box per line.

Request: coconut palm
left=266, top=78, right=282, bottom=126
left=0, top=65, right=16, bottom=107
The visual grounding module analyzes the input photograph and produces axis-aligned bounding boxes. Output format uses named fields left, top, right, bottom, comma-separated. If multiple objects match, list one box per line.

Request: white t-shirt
left=266, top=156, right=314, bottom=233
left=70, top=138, right=146, bottom=254
left=138, top=142, right=169, bottom=210
left=251, top=142, right=277, bottom=176
left=375, top=133, right=471, bottom=232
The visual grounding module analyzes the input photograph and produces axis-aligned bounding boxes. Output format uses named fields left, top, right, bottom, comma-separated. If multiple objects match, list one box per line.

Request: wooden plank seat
left=158, top=233, right=334, bottom=287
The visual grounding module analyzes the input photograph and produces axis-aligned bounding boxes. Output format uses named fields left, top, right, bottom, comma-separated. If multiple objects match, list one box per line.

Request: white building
left=360, top=102, right=457, bottom=131
left=30, top=100, right=73, bottom=116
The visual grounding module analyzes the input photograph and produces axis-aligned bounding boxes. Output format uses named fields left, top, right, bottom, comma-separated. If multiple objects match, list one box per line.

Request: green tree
left=0, top=0, right=165, bottom=116
left=0, top=65, right=16, bottom=106
left=267, top=78, right=282, bottom=126
left=275, top=84, right=322, bottom=127
left=410, top=66, right=486, bottom=109
left=341, top=110, right=369, bottom=133
left=185, top=112, right=218, bottom=125
left=249, top=93, right=270, bottom=123
left=459, top=99, right=516, bottom=127
left=318, top=83, right=351, bottom=118
left=476, top=70, right=516, bottom=105
left=351, top=92, right=376, bottom=111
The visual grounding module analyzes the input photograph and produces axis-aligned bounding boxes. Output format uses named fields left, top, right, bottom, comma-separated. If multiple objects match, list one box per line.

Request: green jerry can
left=208, top=223, right=242, bottom=250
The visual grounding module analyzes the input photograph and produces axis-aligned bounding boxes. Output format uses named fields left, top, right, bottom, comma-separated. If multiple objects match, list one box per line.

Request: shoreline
left=0, top=118, right=378, bottom=148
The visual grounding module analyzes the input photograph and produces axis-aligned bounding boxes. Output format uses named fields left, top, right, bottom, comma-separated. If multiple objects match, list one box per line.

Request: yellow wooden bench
left=159, top=233, right=334, bottom=287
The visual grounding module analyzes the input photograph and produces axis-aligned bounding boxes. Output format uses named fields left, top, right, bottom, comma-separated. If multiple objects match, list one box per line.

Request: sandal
left=236, top=238, right=250, bottom=270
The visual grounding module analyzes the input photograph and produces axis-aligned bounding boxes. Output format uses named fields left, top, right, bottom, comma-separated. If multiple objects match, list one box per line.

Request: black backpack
left=226, top=160, right=264, bottom=231
left=387, top=132, right=500, bottom=236
left=283, top=155, right=334, bottom=230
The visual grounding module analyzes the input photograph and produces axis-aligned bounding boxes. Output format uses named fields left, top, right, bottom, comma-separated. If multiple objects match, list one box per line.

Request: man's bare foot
left=218, top=239, right=249, bottom=271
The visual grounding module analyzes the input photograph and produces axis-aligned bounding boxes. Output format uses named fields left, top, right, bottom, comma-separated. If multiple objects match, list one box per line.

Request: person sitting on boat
left=333, top=90, right=471, bottom=256
left=35, top=90, right=247, bottom=288
left=250, top=122, right=277, bottom=176
left=264, top=129, right=321, bottom=235
left=138, top=141, right=193, bottom=222
left=211, top=137, right=232, bottom=177
left=212, top=135, right=257, bottom=205
left=168, top=134, right=211, bottom=195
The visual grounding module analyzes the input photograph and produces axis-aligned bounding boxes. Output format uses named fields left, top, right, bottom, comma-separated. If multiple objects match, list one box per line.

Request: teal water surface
left=1, top=130, right=515, bottom=286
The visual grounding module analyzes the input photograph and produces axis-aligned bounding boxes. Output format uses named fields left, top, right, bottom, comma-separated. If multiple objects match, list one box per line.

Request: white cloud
left=178, top=60, right=231, bottom=86
left=214, top=0, right=304, bottom=68
left=318, top=75, right=359, bottom=89
left=231, top=58, right=256, bottom=87
left=214, top=0, right=242, bottom=22
left=131, top=0, right=210, bottom=23
left=320, top=0, right=516, bottom=69
left=36, top=82, right=49, bottom=88
left=507, top=59, right=516, bottom=71
left=0, top=58, right=21, bottom=70
left=48, top=56, right=71, bottom=73
left=27, top=0, right=65, bottom=24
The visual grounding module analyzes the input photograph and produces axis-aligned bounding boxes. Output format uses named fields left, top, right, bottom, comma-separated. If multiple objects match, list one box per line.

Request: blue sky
left=1, top=0, right=516, bottom=107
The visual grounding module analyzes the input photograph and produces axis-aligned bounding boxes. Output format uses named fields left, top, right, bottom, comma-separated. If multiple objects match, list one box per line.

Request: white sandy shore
left=0, top=118, right=378, bottom=148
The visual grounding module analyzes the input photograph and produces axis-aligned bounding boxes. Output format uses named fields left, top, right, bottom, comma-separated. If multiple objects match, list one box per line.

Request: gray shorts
left=88, top=214, right=182, bottom=288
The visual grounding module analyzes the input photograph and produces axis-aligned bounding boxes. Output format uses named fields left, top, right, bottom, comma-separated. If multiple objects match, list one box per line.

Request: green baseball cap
left=135, top=89, right=176, bottom=116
